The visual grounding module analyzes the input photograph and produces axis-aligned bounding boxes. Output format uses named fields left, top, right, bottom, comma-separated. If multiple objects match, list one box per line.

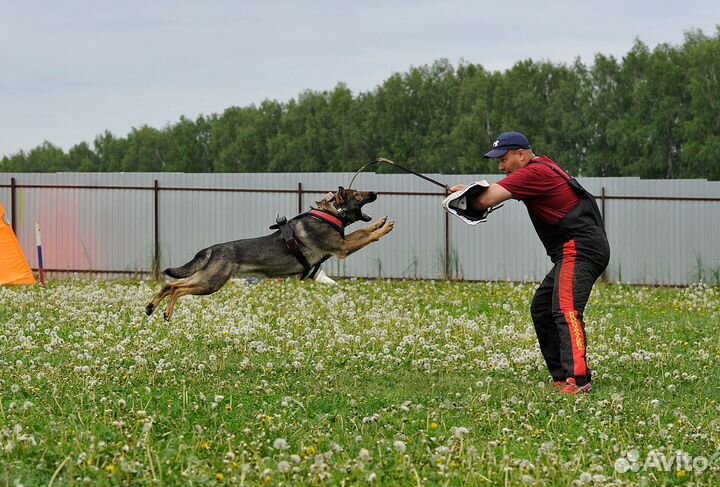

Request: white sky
left=1, top=0, right=718, bottom=158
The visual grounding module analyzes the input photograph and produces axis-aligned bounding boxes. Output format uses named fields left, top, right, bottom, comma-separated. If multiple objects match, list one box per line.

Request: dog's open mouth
left=359, top=192, right=377, bottom=221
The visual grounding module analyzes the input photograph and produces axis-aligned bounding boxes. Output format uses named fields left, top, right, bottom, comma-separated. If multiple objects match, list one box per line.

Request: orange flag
left=0, top=201, right=35, bottom=285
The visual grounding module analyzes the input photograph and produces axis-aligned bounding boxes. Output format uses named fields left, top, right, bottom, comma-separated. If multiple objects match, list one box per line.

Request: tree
left=445, top=62, right=496, bottom=173
left=121, top=126, right=172, bottom=172
left=3, top=31, right=720, bottom=179
left=584, top=53, right=626, bottom=176
left=68, top=142, right=100, bottom=172
left=18, top=142, right=68, bottom=172
left=93, top=131, right=129, bottom=172
left=601, top=41, right=691, bottom=178
left=165, top=115, right=213, bottom=172
left=681, top=28, right=720, bottom=179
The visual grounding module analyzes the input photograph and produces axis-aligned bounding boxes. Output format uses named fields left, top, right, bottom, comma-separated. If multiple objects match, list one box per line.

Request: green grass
left=0, top=279, right=718, bottom=486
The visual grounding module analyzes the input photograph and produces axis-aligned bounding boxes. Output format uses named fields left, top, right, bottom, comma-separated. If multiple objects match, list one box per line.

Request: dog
left=146, top=187, right=394, bottom=320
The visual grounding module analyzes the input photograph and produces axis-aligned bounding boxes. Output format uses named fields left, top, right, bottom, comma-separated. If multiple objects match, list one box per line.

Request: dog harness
left=271, top=209, right=345, bottom=279
left=307, top=209, right=345, bottom=237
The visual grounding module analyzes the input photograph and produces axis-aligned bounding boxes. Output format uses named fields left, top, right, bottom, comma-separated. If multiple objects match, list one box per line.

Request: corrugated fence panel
left=1, top=172, right=719, bottom=285
left=448, top=174, right=548, bottom=282
left=1, top=173, right=156, bottom=278
left=598, top=178, right=720, bottom=284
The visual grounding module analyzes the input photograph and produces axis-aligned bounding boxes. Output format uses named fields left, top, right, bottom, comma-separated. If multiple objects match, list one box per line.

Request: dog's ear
left=335, top=186, right=345, bottom=204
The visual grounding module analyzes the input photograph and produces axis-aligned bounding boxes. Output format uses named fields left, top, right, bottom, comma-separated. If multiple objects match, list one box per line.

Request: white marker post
left=35, top=222, right=45, bottom=286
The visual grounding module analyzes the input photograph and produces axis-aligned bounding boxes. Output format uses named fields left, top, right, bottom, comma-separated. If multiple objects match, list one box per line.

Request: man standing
left=449, top=131, right=610, bottom=394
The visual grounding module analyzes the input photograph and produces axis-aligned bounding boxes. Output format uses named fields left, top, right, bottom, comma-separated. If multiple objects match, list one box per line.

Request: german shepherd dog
left=146, top=187, right=394, bottom=320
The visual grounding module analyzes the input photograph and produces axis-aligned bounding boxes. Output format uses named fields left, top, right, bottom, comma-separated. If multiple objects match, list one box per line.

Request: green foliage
left=682, top=29, right=720, bottom=180
left=2, top=28, right=720, bottom=179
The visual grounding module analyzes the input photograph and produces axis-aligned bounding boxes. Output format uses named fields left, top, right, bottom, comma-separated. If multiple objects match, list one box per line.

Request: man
left=449, top=131, right=610, bottom=394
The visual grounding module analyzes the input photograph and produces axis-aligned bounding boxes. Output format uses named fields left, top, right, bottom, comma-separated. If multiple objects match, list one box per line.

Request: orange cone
left=0, top=201, right=35, bottom=285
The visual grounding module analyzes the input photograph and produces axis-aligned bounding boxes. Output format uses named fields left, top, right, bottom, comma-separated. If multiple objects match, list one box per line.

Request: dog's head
left=320, top=186, right=377, bottom=224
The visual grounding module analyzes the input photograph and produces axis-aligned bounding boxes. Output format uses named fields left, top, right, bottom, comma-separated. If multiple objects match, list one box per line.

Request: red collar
left=309, top=209, right=344, bottom=230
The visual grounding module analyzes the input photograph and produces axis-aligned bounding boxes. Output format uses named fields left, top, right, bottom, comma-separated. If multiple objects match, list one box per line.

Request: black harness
left=270, top=209, right=345, bottom=279
left=526, top=159, right=607, bottom=263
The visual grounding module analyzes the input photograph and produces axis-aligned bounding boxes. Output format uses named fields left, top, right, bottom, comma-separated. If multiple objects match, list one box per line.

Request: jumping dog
left=146, top=187, right=394, bottom=320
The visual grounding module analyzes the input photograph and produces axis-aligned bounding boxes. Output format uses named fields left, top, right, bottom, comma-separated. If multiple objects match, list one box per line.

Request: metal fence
left=1, top=172, right=719, bottom=285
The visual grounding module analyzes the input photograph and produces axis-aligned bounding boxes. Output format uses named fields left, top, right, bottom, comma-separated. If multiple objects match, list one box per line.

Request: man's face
left=497, top=149, right=528, bottom=174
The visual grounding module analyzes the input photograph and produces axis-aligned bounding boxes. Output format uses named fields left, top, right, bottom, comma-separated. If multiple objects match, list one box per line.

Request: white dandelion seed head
left=273, top=438, right=289, bottom=451
left=358, top=448, right=372, bottom=462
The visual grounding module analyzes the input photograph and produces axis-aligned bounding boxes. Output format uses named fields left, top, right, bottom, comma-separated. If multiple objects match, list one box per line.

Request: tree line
left=2, top=29, right=719, bottom=179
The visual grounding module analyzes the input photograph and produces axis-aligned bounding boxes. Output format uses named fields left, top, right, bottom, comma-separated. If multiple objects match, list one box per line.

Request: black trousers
left=531, top=239, right=608, bottom=386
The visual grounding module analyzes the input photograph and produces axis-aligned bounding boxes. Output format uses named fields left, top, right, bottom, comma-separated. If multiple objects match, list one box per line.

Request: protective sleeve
left=441, top=180, right=502, bottom=225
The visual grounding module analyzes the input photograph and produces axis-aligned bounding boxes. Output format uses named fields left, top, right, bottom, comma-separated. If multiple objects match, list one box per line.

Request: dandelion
left=278, top=461, right=291, bottom=473
left=358, top=448, right=372, bottom=462
left=452, top=426, right=470, bottom=439
left=393, top=440, right=406, bottom=453
left=273, top=438, right=289, bottom=451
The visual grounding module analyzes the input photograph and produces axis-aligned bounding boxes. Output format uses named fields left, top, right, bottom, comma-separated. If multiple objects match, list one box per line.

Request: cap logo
left=493, top=140, right=499, bottom=147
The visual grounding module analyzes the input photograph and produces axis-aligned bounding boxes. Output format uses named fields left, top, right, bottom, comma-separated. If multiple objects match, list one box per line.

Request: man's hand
left=448, top=182, right=512, bottom=210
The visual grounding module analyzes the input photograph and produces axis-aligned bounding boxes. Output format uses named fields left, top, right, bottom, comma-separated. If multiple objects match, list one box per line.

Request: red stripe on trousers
left=559, top=240, right=587, bottom=377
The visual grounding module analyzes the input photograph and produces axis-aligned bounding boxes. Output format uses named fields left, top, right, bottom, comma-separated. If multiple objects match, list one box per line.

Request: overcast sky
left=1, top=1, right=718, bottom=158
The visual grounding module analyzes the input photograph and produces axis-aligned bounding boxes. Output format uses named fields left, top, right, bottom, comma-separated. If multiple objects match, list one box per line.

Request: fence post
left=601, top=186, right=606, bottom=230
left=153, top=179, right=160, bottom=280
left=444, top=210, right=450, bottom=280
left=297, top=182, right=303, bottom=213
left=10, top=177, right=17, bottom=235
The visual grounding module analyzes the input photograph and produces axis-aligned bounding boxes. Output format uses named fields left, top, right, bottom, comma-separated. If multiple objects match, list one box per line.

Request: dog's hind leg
left=146, top=283, right=174, bottom=316
left=161, top=263, right=236, bottom=320
left=162, top=281, right=208, bottom=321
left=163, top=288, right=182, bottom=321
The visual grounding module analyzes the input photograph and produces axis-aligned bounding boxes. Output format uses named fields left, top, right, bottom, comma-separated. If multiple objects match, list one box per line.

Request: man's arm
left=449, top=183, right=512, bottom=210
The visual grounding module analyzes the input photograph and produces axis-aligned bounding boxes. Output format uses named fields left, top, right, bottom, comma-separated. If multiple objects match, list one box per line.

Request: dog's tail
left=164, top=249, right=212, bottom=279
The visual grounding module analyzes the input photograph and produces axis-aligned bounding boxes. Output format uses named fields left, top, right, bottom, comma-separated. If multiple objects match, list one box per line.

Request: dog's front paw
left=377, top=220, right=394, bottom=236
left=145, top=303, right=155, bottom=316
left=370, top=216, right=388, bottom=231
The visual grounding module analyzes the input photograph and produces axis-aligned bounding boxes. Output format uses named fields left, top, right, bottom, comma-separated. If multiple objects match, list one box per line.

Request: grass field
left=1, top=279, right=719, bottom=486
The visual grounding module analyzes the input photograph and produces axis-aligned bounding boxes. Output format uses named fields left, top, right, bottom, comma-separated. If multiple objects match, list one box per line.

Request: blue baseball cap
left=483, top=131, right=531, bottom=158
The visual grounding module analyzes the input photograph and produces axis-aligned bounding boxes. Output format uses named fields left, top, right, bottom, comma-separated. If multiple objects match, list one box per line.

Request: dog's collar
left=308, top=209, right=345, bottom=235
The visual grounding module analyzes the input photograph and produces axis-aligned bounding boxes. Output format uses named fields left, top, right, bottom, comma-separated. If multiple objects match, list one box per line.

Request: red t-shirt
left=496, top=156, right=580, bottom=225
